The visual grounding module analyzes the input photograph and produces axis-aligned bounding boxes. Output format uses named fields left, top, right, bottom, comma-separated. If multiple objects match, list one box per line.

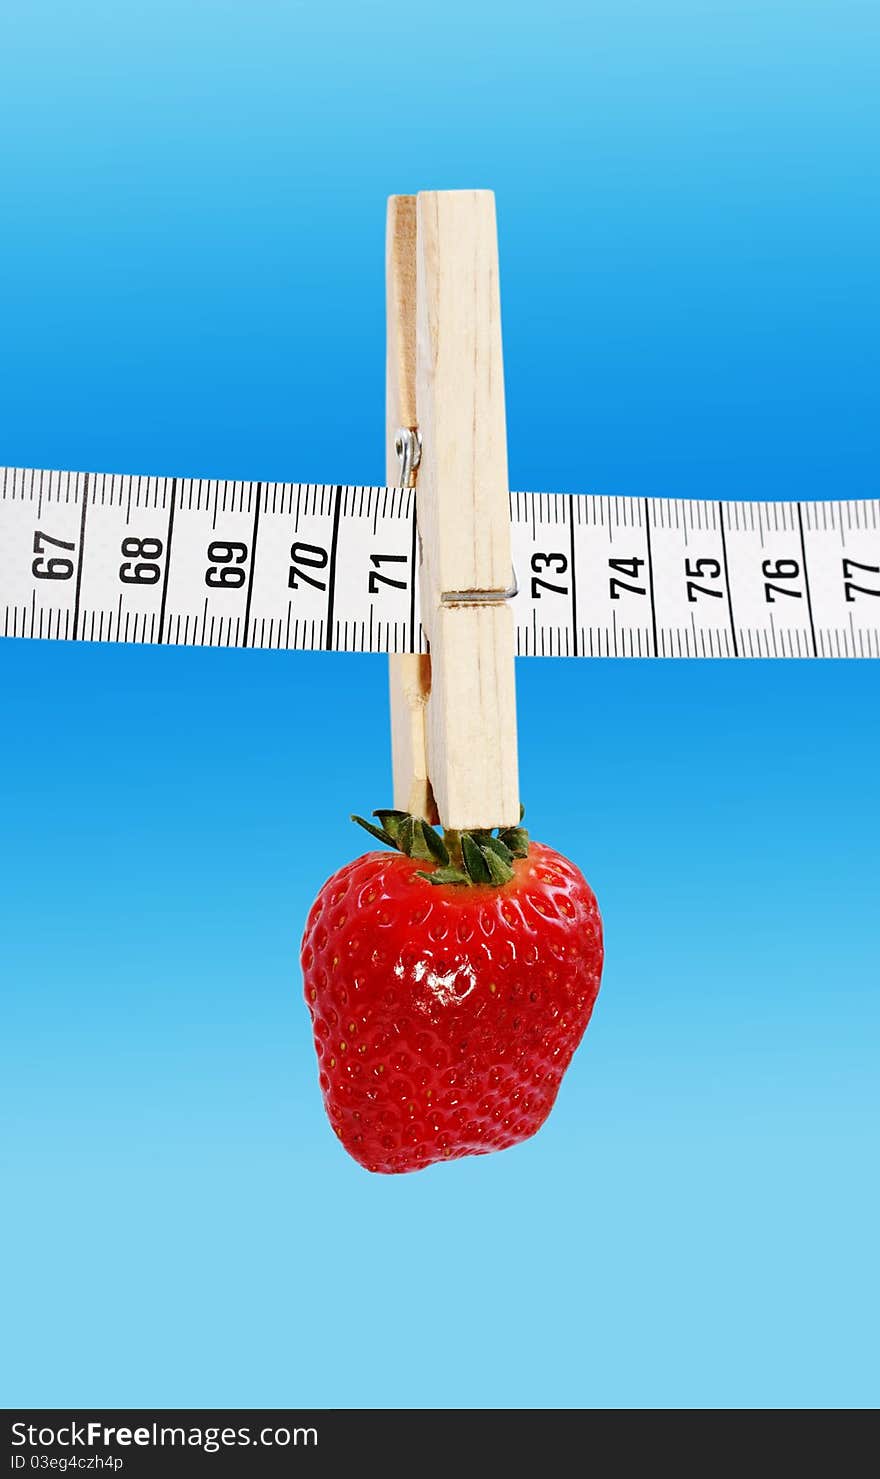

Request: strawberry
left=301, top=810, right=603, bottom=1174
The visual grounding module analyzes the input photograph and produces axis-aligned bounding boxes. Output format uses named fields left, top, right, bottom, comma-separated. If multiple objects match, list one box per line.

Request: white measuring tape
left=1, top=466, right=878, bottom=658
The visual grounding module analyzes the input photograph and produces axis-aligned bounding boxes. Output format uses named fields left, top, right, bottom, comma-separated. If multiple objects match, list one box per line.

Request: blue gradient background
left=1, top=1, right=878, bottom=1410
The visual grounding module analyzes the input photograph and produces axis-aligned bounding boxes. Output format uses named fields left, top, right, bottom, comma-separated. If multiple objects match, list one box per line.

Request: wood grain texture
left=386, top=195, right=433, bottom=820
left=385, top=194, right=418, bottom=471
left=388, top=651, right=434, bottom=820
left=415, top=190, right=520, bottom=829
left=415, top=190, right=512, bottom=599
left=426, top=604, right=519, bottom=830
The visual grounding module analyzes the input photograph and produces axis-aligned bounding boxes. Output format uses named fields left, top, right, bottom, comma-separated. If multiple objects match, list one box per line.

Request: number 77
left=843, top=558, right=880, bottom=601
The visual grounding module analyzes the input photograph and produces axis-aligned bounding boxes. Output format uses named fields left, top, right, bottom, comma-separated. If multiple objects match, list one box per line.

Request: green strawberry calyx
left=351, top=807, right=529, bottom=888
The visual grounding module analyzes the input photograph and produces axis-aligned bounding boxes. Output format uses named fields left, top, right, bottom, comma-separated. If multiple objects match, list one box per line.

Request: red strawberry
left=301, top=810, right=603, bottom=1174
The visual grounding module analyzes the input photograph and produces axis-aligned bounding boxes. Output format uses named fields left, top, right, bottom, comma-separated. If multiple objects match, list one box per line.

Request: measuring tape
left=1, top=466, right=878, bottom=658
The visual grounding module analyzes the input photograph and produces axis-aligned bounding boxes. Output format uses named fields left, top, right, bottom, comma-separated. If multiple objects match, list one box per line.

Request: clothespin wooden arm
left=386, top=189, right=520, bottom=832
left=386, top=195, right=434, bottom=823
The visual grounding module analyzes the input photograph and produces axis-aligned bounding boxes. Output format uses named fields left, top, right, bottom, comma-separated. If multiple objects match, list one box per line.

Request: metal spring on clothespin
left=395, top=428, right=422, bottom=489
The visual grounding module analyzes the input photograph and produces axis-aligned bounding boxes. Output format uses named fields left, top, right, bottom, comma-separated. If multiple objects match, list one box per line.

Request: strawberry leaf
left=461, top=833, right=492, bottom=884
left=482, top=845, right=514, bottom=885
left=422, top=823, right=450, bottom=866
left=408, top=820, right=437, bottom=862
left=373, top=809, right=408, bottom=843
left=351, top=815, right=397, bottom=849
left=396, top=815, right=416, bottom=856
left=483, top=835, right=514, bottom=865
left=498, top=826, right=529, bottom=858
left=415, top=866, right=471, bottom=886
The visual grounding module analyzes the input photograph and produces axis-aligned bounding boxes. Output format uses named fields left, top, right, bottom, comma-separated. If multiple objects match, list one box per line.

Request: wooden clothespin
left=386, top=190, right=520, bottom=831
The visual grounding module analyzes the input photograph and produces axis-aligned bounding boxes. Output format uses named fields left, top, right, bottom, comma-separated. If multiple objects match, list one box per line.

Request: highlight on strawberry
left=301, top=808, right=603, bottom=1174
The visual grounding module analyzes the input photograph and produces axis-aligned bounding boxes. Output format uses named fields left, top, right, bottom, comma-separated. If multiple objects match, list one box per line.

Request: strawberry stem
left=350, top=808, right=530, bottom=887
